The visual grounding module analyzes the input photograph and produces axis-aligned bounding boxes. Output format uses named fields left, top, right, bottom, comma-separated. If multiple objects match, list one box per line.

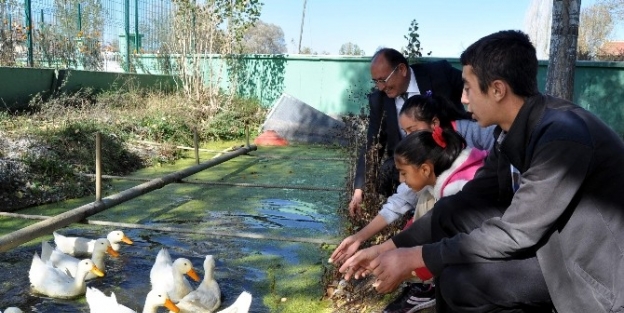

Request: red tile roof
left=599, top=41, right=624, bottom=55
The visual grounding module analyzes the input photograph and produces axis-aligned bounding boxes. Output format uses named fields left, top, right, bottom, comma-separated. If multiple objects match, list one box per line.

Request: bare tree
left=578, top=3, right=614, bottom=59
left=601, top=0, right=624, bottom=18
left=242, top=20, right=287, bottom=54
left=546, top=0, right=581, bottom=101
left=299, top=46, right=316, bottom=55
left=339, top=42, right=365, bottom=56
left=524, top=0, right=552, bottom=59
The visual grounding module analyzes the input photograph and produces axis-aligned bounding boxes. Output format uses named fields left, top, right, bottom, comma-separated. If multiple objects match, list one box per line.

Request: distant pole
left=77, top=3, right=82, bottom=31
left=297, top=0, right=307, bottom=53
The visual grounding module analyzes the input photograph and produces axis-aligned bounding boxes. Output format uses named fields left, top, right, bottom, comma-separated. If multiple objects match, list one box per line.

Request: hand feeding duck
left=150, top=248, right=201, bottom=302
left=174, top=255, right=221, bottom=312
left=42, top=238, right=118, bottom=280
left=215, top=291, right=252, bottom=313
left=29, top=251, right=104, bottom=299
left=53, top=230, right=133, bottom=256
left=86, top=286, right=181, bottom=313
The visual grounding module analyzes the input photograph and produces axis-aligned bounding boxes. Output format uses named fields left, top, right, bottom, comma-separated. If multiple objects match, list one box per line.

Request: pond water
left=0, top=145, right=347, bottom=312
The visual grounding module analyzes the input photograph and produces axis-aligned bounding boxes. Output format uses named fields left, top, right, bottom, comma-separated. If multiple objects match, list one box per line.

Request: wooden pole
left=194, top=127, right=200, bottom=165
left=95, top=132, right=102, bottom=201
left=0, top=145, right=257, bottom=252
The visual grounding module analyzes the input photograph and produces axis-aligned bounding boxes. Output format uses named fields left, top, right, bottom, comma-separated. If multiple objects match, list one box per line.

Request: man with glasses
left=351, top=48, right=464, bottom=215
left=350, top=48, right=464, bottom=313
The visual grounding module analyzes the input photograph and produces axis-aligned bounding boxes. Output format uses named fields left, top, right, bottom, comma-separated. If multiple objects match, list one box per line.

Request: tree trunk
left=546, top=0, right=581, bottom=101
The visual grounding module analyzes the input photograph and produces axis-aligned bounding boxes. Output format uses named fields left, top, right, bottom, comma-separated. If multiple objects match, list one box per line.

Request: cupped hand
left=329, top=235, right=362, bottom=265
left=370, top=247, right=423, bottom=293
left=338, top=245, right=381, bottom=281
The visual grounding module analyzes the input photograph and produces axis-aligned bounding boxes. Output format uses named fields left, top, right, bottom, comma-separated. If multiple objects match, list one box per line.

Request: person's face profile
left=399, top=113, right=432, bottom=135
left=371, top=60, right=405, bottom=98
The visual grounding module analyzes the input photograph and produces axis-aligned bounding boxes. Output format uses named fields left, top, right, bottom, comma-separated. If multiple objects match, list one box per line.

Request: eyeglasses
left=372, top=66, right=398, bottom=85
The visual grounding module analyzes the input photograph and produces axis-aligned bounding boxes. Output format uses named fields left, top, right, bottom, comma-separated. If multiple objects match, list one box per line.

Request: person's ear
left=400, top=63, right=409, bottom=76
left=420, top=163, right=432, bottom=178
left=491, top=80, right=507, bottom=101
left=430, top=117, right=440, bottom=129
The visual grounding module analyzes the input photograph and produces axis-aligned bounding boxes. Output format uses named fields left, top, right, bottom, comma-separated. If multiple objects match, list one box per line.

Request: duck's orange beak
left=91, top=265, right=105, bottom=277
left=186, top=268, right=200, bottom=282
left=121, top=236, right=133, bottom=245
left=164, top=298, right=180, bottom=313
left=106, top=246, right=120, bottom=258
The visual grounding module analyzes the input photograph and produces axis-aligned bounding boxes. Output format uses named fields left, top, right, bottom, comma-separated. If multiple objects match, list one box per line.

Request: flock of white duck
left=24, top=230, right=252, bottom=313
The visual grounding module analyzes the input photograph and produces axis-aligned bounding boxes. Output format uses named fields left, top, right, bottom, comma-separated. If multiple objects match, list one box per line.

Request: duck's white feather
left=43, top=239, right=113, bottom=280
left=150, top=248, right=200, bottom=302
left=29, top=252, right=102, bottom=299
left=53, top=230, right=132, bottom=256
left=215, top=292, right=252, bottom=313
left=86, top=287, right=181, bottom=313
left=175, top=255, right=221, bottom=313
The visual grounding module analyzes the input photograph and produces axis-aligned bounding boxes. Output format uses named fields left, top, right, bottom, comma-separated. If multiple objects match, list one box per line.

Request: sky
left=259, top=0, right=624, bottom=58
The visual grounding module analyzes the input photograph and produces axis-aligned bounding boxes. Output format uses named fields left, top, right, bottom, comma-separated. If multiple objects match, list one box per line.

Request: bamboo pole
left=194, top=127, right=200, bottom=165
left=95, top=132, right=102, bottom=201
left=0, top=145, right=257, bottom=252
left=0, top=212, right=337, bottom=245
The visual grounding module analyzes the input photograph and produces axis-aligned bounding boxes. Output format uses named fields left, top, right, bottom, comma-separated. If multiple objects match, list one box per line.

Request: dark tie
left=401, top=92, right=408, bottom=101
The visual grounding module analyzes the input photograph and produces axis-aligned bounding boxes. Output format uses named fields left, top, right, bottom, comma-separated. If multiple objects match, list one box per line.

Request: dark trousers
left=429, top=197, right=553, bottom=313
left=377, top=157, right=399, bottom=197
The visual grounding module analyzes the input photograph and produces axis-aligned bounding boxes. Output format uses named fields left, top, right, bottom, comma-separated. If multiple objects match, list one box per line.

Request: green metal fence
left=0, top=0, right=171, bottom=71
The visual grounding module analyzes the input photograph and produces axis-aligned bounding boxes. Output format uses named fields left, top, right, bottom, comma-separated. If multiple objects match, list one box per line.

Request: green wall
left=2, top=56, right=624, bottom=133
left=0, top=67, right=176, bottom=110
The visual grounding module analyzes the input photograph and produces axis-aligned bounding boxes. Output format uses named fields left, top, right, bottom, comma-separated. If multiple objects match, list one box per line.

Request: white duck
left=53, top=230, right=133, bottom=256
left=29, top=252, right=104, bottom=299
left=1, top=308, right=24, bottom=313
left=42, top=239, right=118, bottom=280
left=86, top=287, right=181, bottom=313
left=215, top=291, right=252, bottom=313
left=150, top=248, right=201, bottom=302
left=174, top=255, right=221, bottom=312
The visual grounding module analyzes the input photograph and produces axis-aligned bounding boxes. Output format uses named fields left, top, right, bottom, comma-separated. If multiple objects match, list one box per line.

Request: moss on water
left=0, top=143, right=350, bottom=312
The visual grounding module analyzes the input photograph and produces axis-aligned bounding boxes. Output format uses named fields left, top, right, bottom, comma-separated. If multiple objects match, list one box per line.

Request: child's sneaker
left=383, top=283, right=436, bottom=313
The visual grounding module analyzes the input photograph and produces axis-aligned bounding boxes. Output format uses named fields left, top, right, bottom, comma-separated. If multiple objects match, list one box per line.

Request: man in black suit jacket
left=350, top=48, right=464, bottom=216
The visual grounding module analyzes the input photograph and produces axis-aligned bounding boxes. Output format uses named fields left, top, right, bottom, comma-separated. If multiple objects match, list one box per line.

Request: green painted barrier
left=1, top=57, right=623, bottom=134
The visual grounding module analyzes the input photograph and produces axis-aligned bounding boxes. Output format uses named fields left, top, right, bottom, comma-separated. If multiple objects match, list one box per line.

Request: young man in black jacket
left=341, top=30, right=624, bottom=313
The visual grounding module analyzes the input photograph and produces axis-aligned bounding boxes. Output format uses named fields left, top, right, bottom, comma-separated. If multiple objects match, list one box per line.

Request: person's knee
left=438, top=267, right=495, bottom=313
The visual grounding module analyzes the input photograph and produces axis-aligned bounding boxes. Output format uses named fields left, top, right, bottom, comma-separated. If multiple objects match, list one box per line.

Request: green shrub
left=203, top=95, right=267, bottom=141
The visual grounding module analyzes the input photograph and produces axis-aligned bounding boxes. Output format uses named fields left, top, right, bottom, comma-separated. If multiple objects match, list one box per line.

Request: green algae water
left=0, top=144, right=347, bottom=313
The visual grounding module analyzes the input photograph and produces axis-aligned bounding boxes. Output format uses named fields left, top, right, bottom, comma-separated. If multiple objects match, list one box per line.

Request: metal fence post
left=24, top=0, right=33, bottom=67
left=134, top=0, right=139, bottom=53
left=124, top=0, right=130, bottom=72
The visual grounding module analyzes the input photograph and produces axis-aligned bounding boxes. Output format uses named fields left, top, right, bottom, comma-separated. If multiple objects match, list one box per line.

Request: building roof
left=599, top=41, right=624, bottom=55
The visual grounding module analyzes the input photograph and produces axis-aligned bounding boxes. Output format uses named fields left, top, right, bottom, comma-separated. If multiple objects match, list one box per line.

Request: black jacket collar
left=499, top=94, right=547, bottom=172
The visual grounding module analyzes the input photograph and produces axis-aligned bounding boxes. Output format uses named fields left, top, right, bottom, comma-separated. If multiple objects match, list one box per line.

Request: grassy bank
left=0, top=88, right=268, bottom=211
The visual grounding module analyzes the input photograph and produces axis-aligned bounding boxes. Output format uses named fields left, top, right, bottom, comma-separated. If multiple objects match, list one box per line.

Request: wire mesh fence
left=0, top=0, right=173, bottom=72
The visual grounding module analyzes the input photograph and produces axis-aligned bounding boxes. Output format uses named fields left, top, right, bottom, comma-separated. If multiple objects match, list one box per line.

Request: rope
left=79, top=173, right=346, bottom=192
left=0, top=212, right=339, bottom=245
